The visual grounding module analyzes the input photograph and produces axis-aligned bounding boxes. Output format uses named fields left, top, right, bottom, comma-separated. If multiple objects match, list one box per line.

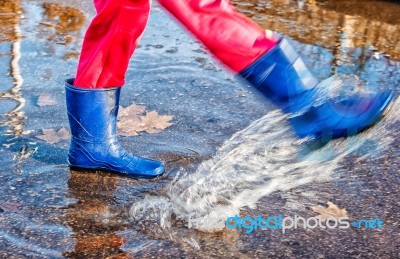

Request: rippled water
left=1, top=0, right=400, bottom=257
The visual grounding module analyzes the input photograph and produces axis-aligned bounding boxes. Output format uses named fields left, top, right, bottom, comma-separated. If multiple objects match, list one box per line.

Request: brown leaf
left=119, top=103, right=146, bottom=117
left=117, top=117, right=142, bottom=136
left=36, top=128, right=70, bottom=144
left=37, top=93, right=57, bottom=107
left=311, top=201, right=348, bottom=220
left=117, top=104, right=173, bottom=136
left=145, top=128, right=163, bottom=134
left=140, top=111, right=173, bottom=131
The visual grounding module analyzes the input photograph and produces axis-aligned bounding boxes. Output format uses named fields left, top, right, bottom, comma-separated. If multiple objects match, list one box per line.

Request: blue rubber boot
left=65, top=79, right=165, bottom=178
left=240, top=38, right=393, bottom=140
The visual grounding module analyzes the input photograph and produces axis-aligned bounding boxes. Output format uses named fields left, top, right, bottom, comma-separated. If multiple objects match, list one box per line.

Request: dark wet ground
left=0, top=0, right=400, bottom=258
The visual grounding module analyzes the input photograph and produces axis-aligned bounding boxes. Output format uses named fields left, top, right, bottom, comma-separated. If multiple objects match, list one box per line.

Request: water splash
left=130, top=98, right=399, bottom=233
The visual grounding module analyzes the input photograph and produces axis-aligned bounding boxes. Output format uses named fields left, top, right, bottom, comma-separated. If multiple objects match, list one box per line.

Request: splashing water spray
left=130, top=96, right=399, bottom=243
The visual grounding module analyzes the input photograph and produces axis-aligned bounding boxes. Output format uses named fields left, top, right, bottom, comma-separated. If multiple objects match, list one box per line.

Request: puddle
left=0, top=0, right=400, bottom=257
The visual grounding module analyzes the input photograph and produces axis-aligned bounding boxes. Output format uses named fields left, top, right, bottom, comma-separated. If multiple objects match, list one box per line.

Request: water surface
left=0, top=0, right=399, bottom=257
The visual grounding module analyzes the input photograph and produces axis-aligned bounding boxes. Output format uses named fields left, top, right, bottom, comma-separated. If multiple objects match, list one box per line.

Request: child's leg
left=157, top=0, right=278, bottom=73
left=66, top=0, right=164, bottom=178
left=75, top=0, right=152, bottom=88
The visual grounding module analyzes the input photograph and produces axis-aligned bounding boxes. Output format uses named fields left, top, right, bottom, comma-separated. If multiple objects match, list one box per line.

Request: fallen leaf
left=36, top=128, right=70, bottom=144
left=117, top=117, right=142, bottom=136
left=0, top=201, right=21, bottom=213
left=37, top=93, right=57, bottom=107
left=119, top=103, right=146, bottom=117
left=311, top=201, right=348, bottom=220
left=145, top=128, right=163, bottom=134
left=141, top=111, right=173, bottom=130
left=117, top=103, right=173, bottom=136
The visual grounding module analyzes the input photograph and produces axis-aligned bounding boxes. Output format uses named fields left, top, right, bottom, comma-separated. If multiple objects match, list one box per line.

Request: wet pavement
left=0, top=0, right=400, bottom=258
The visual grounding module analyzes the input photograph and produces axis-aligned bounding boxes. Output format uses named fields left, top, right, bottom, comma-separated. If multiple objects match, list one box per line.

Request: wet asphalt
left=0, top=0, right=399, bottom=258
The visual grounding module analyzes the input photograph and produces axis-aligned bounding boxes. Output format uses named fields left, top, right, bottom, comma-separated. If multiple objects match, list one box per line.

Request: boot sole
left=68, top=164, right=164, bottom=179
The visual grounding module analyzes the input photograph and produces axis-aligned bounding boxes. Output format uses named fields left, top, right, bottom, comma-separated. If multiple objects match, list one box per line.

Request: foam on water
left=130, top=98, right=400, bottom=232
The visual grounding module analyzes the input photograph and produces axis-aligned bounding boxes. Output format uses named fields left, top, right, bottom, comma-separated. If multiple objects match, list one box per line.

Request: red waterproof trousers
left=74, top=0, right=278, bottom=88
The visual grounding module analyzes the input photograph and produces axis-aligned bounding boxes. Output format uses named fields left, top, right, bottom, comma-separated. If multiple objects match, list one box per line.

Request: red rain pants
left=74, top=0, right=278, bottom=88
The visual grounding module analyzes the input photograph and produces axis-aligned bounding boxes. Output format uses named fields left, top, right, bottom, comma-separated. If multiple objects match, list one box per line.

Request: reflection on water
left=0, top=1, right=85, bottom=138
left=0, top=0, right=21, bottom=42
left=64, top=172, right=129, bottom=258
left=0, top=0, right=30, bottom=137
left=40, top=3, right=85, bottom=45
left=232, top=0, right=400, bottom=60
left=42, top=3, right=85, bottom=32
left=0, top=0, right=399, bottom=257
